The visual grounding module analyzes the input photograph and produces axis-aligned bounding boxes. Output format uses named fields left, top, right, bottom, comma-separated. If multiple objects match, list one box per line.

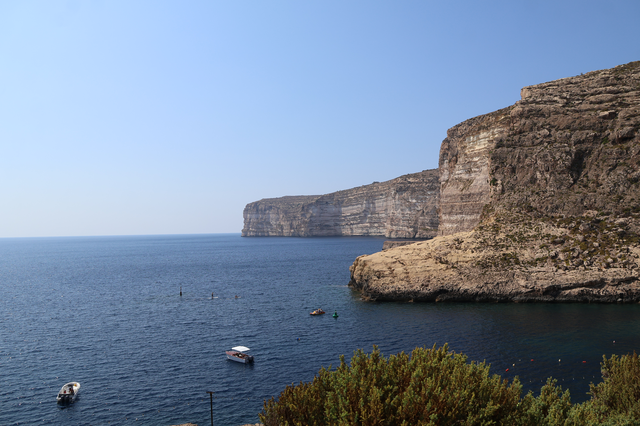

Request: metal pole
left=206, top=391, right=214, bottom=426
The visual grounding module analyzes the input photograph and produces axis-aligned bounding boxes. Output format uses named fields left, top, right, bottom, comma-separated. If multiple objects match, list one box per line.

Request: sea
left=2, top=234, right=640, bottom=426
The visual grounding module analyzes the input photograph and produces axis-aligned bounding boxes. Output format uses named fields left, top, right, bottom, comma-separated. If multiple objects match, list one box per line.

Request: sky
left=1, top=1, right=639, bottom=238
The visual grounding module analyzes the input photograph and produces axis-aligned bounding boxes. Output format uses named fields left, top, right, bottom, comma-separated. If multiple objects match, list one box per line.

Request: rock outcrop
left=242, top=170, right=439, bottom=238
left=350, top=61, right=640, bottom=303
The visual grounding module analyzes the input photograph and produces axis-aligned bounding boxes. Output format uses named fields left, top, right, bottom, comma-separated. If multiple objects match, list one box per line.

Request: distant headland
left=242, top=169, right=439, bottom=239
left=244, top=61, right=640, bottom=303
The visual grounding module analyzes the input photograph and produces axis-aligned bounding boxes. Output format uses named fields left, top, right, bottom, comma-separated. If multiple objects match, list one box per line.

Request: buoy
left=505, top=368, right=509, bottom=372
left=333, top=311, right=339, bottom=318
left=531, top=359, right=534, bottom=362
left=582, top=361, right=587, bottom=363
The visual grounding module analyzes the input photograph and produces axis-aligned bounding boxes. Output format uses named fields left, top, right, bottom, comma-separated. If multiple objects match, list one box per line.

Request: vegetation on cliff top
left=260, top=345, right=640, bottom=426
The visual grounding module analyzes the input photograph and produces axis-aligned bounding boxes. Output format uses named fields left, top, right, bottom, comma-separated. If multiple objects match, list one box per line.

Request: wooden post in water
left=180, top=285, right=182, bottom=297
left=206, top=391, right=214, bottom=426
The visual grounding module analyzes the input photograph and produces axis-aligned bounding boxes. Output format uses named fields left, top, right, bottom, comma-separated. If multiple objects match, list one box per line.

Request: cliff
left=242, top=169, right=439, bottom=238
left=438, top=109, right=509, bottom=236
left=350, top=61, right=640, bottom=302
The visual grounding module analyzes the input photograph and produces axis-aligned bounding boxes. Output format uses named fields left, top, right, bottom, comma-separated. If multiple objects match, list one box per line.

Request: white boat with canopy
left=225, top=346, right=254, bottom=364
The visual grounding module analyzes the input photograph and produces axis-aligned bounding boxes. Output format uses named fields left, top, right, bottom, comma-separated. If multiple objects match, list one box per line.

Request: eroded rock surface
left=350, top=61, right=640, bottom=302
left=350, top=214, right=640, bottom=302
left=242, top=170, right=439, bottom=238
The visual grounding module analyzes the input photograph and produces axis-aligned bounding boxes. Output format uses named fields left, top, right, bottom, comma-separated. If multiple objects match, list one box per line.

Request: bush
left=261, top=344, right=524, bottom=426
left=569, top=352, right=640, bottom=425
left=260, top=346, right=640, bottom=426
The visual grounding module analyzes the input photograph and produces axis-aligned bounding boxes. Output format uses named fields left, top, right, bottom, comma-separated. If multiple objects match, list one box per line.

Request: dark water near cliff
left=2, top=234, right=640, bottom=425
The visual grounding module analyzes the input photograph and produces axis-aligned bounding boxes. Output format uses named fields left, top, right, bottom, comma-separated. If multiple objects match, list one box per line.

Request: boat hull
left=226, top=351, right=253, bottom=364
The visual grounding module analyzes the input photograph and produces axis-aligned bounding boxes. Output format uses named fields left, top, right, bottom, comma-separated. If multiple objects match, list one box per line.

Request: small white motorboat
left=225, top=346, right=254, bottom=364
left=57, top=382, right=80, bottom=404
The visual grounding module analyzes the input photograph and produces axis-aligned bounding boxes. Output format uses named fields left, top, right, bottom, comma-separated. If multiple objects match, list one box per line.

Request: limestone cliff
left=242, top=170, right=439, bottom=238
left=438, top=110, right=509, bottom=236
left=350, top=61, right=640, bottom=303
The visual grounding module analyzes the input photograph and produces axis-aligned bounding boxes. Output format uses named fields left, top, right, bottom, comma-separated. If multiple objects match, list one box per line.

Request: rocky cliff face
left=350, top=61, right=640, bottom=303
left=438, top=110, right=509, bottom=236
left=242, top=170, right=439, bottom=238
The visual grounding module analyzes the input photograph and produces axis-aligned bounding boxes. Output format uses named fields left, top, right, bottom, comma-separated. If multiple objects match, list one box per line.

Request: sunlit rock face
left=242, top=169, right=440, bottom=238
left=438, top=114, right=508, bottom=236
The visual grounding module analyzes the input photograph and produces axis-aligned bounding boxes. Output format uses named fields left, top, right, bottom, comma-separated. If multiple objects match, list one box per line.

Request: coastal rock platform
left=350, top=223, right=640, bottom=303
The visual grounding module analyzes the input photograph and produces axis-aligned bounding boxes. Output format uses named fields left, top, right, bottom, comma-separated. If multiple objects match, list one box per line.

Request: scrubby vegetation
left=472, top=210, right=640, bottom=272
left=260, top=345, right=640, bottom=426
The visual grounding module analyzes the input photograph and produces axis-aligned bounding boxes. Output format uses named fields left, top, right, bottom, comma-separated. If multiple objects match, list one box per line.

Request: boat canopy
left=231, top=346, right=250, bottom=352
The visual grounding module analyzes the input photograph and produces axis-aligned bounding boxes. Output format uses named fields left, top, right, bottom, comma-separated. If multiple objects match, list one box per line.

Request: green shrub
left=261, top=344, right=525, bottom=426
left=580, top=352, right=640, bottom=422
left=516, top=378, right=572, bottom=426
left=260, top=347, right=640, bottom=426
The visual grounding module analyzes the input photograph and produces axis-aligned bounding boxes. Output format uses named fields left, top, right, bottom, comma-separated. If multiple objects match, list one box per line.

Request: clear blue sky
left=1, top=1, right=638, bottom=237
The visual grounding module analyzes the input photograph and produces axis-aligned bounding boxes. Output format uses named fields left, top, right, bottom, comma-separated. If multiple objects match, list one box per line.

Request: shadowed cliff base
left=350, top=61, right=640, bottom=303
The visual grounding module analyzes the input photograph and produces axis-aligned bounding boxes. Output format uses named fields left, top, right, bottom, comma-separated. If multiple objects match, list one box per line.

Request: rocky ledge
left=350, top=213, right=640, bottom=302
left=350, top=61, right=640, bottom=302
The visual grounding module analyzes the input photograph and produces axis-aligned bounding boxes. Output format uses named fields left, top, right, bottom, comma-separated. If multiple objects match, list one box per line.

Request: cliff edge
left=242, top=170, right=439, bottom=238
left=350, top=61, right=640, bottom=302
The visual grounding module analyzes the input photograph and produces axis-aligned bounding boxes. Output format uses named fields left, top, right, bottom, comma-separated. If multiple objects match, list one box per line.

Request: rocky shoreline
left=350, top=214, right=640, bottom=303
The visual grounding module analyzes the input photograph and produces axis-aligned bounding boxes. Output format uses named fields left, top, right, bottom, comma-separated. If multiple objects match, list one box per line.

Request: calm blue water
left=2, top=234, right=640, bottom=425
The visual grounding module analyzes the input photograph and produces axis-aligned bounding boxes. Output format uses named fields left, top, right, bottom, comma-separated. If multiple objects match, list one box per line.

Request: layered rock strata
left=350, top=61, right=640, bottom=302
left=242, top=170, right=439, bottom=238
left=438, top=112, right=509, bottom=236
